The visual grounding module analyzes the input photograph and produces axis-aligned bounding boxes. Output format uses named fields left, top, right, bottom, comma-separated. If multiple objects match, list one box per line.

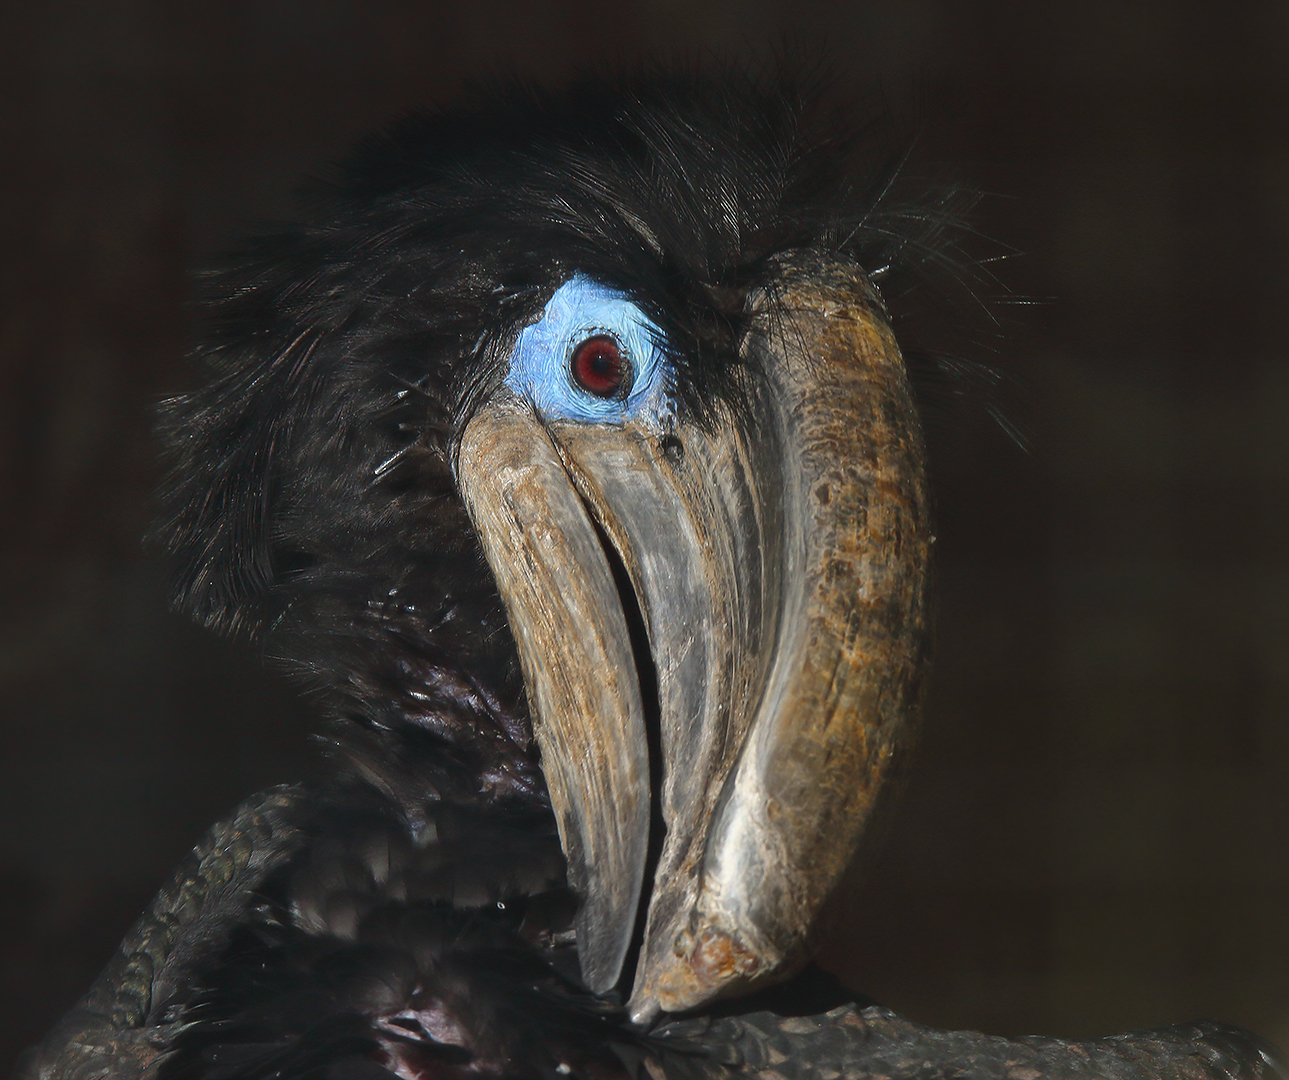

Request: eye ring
left=570, top=334, right=631, bottom=399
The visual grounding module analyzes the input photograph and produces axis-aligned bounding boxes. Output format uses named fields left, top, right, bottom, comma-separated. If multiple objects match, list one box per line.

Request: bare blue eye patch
left=505, top=273, right=673, bottom=426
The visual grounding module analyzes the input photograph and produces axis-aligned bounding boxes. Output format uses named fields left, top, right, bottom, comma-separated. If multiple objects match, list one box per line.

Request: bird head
left=156, top=73, right=937, bottom=1023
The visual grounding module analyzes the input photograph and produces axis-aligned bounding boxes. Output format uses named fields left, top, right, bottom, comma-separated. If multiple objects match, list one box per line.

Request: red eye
left=570, top=335, right=628, bottom=398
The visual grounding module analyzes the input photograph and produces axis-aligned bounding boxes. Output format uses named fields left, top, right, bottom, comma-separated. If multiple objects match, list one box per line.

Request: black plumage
left=17, top=72, right=1285, bottom=1080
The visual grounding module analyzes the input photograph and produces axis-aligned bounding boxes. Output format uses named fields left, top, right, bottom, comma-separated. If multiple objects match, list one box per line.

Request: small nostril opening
left=659, top=434, right=684, bottom=461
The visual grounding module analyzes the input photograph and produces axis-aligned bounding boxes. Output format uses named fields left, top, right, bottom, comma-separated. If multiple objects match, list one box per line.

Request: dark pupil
left=571, top=336, right=627, bottom=398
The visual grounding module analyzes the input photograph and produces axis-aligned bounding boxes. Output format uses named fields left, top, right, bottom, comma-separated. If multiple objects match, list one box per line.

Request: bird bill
left=458, top=254, right=932, bottom=1021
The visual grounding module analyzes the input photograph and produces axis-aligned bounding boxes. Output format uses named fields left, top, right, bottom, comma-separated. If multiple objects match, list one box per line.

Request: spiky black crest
left=153, top=69, right=971, bottom=802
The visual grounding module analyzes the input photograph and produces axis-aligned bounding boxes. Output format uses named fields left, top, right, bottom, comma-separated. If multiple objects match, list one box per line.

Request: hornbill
left=17, top=73, right=1285, bottom=1080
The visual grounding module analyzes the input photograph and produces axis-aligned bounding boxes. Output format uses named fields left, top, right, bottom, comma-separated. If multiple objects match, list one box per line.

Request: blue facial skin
left=505, top=274, right=675, bottom=429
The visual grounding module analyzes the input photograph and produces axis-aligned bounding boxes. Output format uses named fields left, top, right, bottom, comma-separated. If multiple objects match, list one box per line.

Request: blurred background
left=2, top=0, right=1287, bottom=1071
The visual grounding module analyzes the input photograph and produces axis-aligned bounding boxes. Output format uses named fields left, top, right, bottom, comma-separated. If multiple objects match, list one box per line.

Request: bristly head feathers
left=152, top=70, right=975, bottom=802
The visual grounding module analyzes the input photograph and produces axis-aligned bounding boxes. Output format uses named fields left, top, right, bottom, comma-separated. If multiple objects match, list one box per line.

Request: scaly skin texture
left=665, top=1004, right=1286, bottom=1080
left=14, top=789, right=309, bottom=1080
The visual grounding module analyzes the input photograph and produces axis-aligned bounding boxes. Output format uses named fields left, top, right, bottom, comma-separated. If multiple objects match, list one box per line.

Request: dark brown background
left=3, top=0, right=1287, bottom=1072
